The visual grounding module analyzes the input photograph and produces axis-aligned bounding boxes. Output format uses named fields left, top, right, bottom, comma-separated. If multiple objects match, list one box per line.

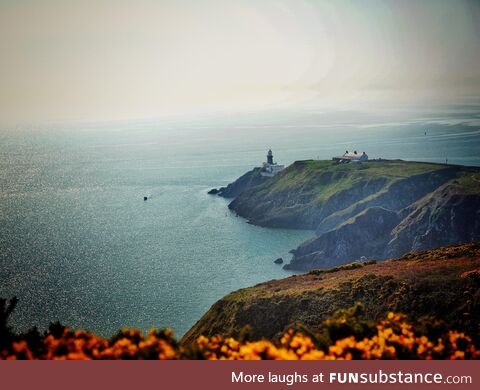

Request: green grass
left=308, top=259, right=378, bottom=276
left=308, top=262, right=365, bottom=275
left=268, top=160, right=445, bottom=202
left=397, top=242, right=480, bottom=263
left=449, top=171, right=480, bottom=194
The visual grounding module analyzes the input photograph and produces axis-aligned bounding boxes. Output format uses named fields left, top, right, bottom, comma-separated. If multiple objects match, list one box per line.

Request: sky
left=0, top=0, right=479, bottom=126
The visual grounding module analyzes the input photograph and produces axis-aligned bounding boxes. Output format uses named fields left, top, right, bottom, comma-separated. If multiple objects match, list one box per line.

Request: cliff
left=226, top=160, right=480, bottom=270
left=182, top=242, right=480, bottom=345
left=208, top=167, right=269, bottom=198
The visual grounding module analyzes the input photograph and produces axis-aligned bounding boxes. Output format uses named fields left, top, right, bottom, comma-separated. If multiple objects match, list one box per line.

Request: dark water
left=1, top=109, right=479, bottom=337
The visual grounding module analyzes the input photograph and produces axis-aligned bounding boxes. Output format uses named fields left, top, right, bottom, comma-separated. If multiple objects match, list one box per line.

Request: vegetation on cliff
left=182, top=242, right=480, bottom=345
left=226, top=160, right=480, bottom=270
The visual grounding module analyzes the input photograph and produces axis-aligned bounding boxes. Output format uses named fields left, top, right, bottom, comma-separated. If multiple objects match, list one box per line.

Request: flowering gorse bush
left=193, top=312, right=479, bottom=360
left=1, top=299, right=478, bottom=360
left=2, top=327, right=179, bottom=360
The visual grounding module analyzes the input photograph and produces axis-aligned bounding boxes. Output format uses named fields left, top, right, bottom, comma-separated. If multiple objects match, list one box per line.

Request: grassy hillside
left=268, top=160, right=445, bottom=202
left=182, top=242, right=480, bottom=345
left=230, top=160, right=477, bottom=229
left=227, top=160, right=480, bottom=269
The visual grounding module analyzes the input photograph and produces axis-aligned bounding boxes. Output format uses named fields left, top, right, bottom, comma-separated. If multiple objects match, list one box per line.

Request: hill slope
left=182, top=242, right=480, bottom=345
left=226, top=160, right=480, bottom=270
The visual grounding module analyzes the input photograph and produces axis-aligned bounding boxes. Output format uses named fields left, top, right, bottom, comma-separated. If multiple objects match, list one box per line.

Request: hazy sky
left=1, top=0, right=479, bottom=125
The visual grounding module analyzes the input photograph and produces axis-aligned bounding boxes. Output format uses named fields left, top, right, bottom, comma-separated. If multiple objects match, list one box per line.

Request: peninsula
left=209, top=153, right=480, bottom=271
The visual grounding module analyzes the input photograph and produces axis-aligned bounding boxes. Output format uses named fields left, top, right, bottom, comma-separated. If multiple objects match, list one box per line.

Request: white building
left=260, top=149, right=285, bottom=177
left=332, top=150, right=368, bottom=163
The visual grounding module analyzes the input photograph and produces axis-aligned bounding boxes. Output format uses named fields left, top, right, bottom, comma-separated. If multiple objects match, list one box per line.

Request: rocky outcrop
left=315, top=167, right=458, bottom=234
left=386, top=184, right=480, bottom=258
left=285, top=207, right=400, bottom=270
left=209, top=168, right=268, bottom=198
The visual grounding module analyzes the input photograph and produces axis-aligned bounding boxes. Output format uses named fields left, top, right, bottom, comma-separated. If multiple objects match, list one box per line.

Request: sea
left=1, top=107, right=480, bottom=337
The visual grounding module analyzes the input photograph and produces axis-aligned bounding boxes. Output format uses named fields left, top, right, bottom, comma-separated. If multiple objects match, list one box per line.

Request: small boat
left=144, top=196, right=148, bottom=201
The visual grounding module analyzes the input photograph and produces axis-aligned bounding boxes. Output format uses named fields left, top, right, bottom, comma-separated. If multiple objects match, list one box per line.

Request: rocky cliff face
left=286, top=207, right=401, bottom=270
left=208, top=167, right=268, bottom=198
left=288, top=181, right=480, bottom=271
left=182, top=243, right=480, bottom=345
left=387, top=184, right=480, bottom=258
left=225, top=160, right=480, bottom=270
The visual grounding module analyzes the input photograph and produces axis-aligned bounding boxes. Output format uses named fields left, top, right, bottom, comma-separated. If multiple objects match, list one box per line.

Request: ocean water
left=1, top=109, right=480, bottom=337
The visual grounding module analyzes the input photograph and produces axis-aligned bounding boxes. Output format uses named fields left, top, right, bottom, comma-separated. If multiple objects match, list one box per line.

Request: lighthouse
left=261, top=149, right=284, bottom=177
left=267, top=149, right=274, bottom=165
